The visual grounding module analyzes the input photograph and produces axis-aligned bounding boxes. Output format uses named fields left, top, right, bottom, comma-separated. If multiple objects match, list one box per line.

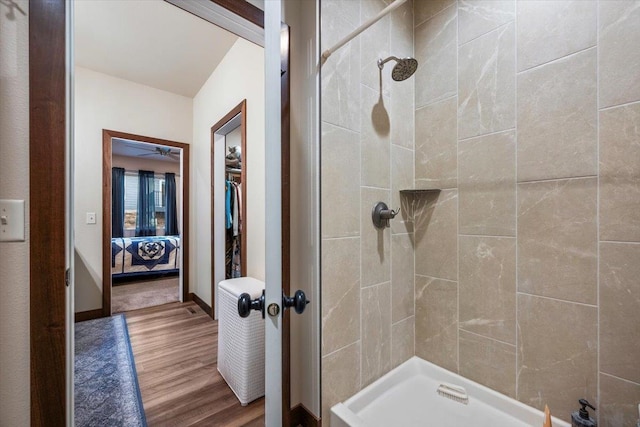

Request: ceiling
left=112, top=138, right=180, bottom=163
left=74, top=0, right=239, bottom=98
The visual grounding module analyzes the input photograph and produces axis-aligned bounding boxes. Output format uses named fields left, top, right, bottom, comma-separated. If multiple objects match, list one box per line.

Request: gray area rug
left=112, top=277, right=179, bottom=313
left=75, top=315, right=146, bottom=427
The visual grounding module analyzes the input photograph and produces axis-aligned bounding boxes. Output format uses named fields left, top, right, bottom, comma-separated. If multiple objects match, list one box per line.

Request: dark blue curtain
left=165, top=172, right=179, bottom=236
left=135, top=170, right=156, bottom=236
left=111, top=167, right=125, bottom=237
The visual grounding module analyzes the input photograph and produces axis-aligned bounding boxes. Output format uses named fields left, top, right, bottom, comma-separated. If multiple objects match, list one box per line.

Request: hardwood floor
left=125, top=301, right=265, bottom=426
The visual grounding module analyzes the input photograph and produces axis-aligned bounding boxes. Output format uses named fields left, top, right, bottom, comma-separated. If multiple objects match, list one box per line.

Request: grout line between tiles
left=517, top=175, right=598, bottom=185
left=321, top=119, right=361, bottom=135
left=322, top=339, right=361, bottom=360
left=516, top=291, right=598, bottom=308
left=415, top=273, right=458, bottom=284
left=599, top=371, right=640, bottom=387
left=322, top=235, right=360, bottom=242
left=458, top=233, right=516, bottom=239
left=458, top=19, right=514, bottom=48
left=458, top=327, right=517, bottom=348
left=599, top=98, right=640, bottom=112
left=599, top=239, right=640, bottom=245
left=415, top=93, right=457, bottom=112
left=458, top=127, right=516, bottom=143
left=517, top=45, right=597, bottom=75
left=414, top=2, right=457, bottom=29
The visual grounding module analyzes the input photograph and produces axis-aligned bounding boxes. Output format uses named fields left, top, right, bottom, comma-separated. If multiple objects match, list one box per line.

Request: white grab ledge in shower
left=331, top=356, right=571, bottom=427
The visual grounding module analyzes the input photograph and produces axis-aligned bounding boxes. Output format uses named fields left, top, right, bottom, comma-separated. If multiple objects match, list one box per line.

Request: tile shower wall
left=412, top=1, right=640, bottom=425
left=320, top=0, right=415, bottom=422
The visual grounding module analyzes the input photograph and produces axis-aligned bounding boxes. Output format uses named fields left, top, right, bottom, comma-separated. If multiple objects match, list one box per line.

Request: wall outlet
left=86, top=212, right=96, bottom=224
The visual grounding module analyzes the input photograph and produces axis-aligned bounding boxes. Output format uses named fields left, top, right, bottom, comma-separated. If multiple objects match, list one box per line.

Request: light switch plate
left=0, top=199, right=25, bottom=242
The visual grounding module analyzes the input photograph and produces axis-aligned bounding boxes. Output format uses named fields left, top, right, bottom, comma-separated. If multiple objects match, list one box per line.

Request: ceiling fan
left=136, top=146, right=180, bottom=161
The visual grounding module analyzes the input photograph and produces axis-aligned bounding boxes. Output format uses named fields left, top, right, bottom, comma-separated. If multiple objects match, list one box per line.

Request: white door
left=264, top=1, right=283, bottom=426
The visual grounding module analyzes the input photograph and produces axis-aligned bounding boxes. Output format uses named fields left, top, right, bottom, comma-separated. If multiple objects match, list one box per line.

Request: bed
left=111, top=236, right=180, bottom=278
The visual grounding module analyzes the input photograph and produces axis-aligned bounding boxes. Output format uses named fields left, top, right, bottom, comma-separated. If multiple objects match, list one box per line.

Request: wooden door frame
left=102, top=130, right=190, bottom=317
left=29, top=0, right=302, bottom=425
left=210, top=99, right=248, bottom=315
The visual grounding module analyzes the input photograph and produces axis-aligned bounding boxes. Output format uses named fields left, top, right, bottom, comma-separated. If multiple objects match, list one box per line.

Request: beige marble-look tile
left=415, top=275, right=458, bottom=372
left=392, top=316, right=415, bottom=369
left=599, top=0, right=640, bottom=108
left=321, top=122, right=361, bottom=238
left=361, top=282, right=392, bottom=387
left=391, top=233, right=414, bottom=322
left=361, top=0, right=392, bottom=97
left=321, top=341, right=361, bottom=423
left=415, top=189, right=458, bottom=281
left=321, top=0, right=360, bottom=30
left=517, top=178, right=597, bottom=304
left=599, top=373, right=640, bottom=427
left=517, top=294, right=597, bottom=419
left=458, top=23, right=515, bottom=140
left=600, top=103, right=640, bottom=242
left=390, top=76, right=415, bottom=151
left=516, top=0, right=596, bottom=72
left=459, top=236, right=516, bottom=344
left=322, top=237, right=361, bottom=356
left=600, top=242, right=640, bottom=384
left=414, top=4, right=457, bottom=108
left=361, top=85, right=391, bottom=189
left=415, top=0, right=456, bottom=27
left=458, top=0, right=515, bottom=45
left=361, top=187, right=391, bottom=287
left=391, top=0, right=414, bottom=59
left=391, top=145, right=414, bottom=234
left=517, top=48, right=597, bottom=182
left=415, top=97, right=457, bottom=189
left=458, top=130, right=515, bottom=236
left=321, top=6, right=361, bottom=132
left=459, top=330, right=516, bottom=398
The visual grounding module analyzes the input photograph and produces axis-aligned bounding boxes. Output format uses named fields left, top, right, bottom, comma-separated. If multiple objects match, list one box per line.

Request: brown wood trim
left=210, top=0, right=264, bottom=28
left=74, top=309, right=104, bottom=323
left=280, top=23, right=293, bottom=427
left=189, top=292, right=213, bottom=318
left=210, top=99, right=247, bottom=319
left=29, top=0, right=67, bottom=424
left=290, top=404, right=321, bottom=427
left=102, top=130, right=191, bottom=317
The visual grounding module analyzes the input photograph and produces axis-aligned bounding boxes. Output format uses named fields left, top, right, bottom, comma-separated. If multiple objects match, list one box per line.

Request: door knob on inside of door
left=238, top=289, right=265, bottom=319
left=283, top=290, right=310, bottom=314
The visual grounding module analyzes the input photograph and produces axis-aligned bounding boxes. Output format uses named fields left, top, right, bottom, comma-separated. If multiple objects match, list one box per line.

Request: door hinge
left=65, top=268, right=70, bottom=287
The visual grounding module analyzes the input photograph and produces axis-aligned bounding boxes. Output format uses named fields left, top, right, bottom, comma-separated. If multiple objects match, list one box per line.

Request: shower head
left=377, top=56, right=418, bottom=81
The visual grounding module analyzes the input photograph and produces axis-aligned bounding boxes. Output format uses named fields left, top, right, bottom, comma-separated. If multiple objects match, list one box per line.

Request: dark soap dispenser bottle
left=571, top=399, right=597, bottom=427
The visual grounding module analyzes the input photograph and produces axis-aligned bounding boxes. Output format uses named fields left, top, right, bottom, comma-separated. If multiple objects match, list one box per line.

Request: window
left=123, top=172, right=167, bottom=230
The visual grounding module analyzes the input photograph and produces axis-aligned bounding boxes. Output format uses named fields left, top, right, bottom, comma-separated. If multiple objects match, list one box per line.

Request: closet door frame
left=102, top=129, right=191, bottom=317
left=210, top=99, right=248, bottom=318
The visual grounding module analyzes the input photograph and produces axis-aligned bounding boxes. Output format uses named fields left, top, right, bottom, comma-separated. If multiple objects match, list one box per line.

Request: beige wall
left=321, top=0, right=640, bottom=426
left=411, top=1, right=640, bottom=426
left=0, top=1, right=30, bottom=425
left=192, top=38, right=265, bottom=308
left=320, top=0, right=415, bottom=421
left=74, top=66, right=193, bottom=312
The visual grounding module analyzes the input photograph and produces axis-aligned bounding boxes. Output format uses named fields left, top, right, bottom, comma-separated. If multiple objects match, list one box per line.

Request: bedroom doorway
left=102, top=130, right=190, bottom=316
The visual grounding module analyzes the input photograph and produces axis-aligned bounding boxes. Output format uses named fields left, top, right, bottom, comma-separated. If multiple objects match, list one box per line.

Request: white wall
left=74, top=66, right=193, bottom=312
left=0, top=1, right=30, bottom=424
left=192, top=38, right=265, bottom=308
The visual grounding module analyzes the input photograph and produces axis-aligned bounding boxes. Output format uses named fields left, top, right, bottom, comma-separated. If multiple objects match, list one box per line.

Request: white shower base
left=331, top=356, right=571, bottom=427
